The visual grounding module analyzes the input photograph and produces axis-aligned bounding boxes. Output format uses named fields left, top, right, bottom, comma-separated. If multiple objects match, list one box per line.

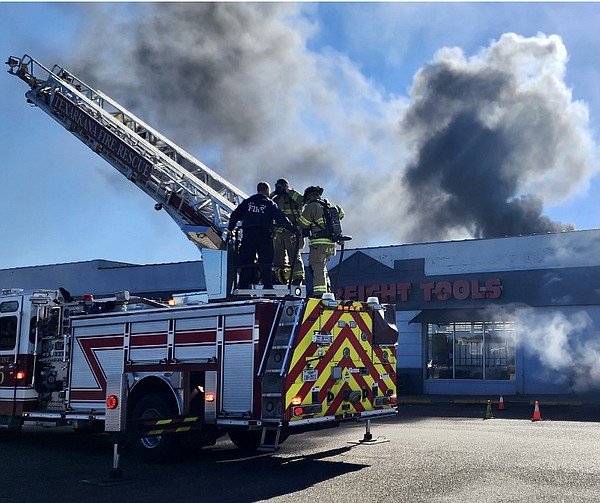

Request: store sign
left=335, top=277, right=501, bottom=303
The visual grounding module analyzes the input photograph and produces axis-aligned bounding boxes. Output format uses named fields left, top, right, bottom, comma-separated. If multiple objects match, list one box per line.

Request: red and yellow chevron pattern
left=284, top=298, right=396, bottom=422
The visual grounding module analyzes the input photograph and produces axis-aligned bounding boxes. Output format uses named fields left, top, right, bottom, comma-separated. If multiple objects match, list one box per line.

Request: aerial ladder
left=6, top=54, right=297, bottom=299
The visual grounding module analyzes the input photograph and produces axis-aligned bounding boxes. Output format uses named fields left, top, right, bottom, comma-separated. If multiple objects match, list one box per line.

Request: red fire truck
left=1, top=55, right=398, bottom=462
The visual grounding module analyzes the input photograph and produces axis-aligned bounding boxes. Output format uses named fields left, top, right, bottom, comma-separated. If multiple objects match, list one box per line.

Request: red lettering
left=471, top=279, right=485, bottom=299
left=337, top=277, right=501, bottom=303
left=485, top=278, right=502, bottom=299
left=396, top=282, right=411, bottom=302
left=378, top=283, right=396, bottom=303
left=357, top=285, right=365, bottom=302
left=421, top=282, right=435, bottom=301
left=344, top=285, right=358, bottom=301
left=365, top=285, right=380, bottom=299
left=435, top=281, right=452, bottom=301
left=453, top=280, right=470, bottom=300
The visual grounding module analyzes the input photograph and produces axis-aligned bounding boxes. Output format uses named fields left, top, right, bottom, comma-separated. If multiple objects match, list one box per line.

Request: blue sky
left=1, top=2, right=598, bottom=270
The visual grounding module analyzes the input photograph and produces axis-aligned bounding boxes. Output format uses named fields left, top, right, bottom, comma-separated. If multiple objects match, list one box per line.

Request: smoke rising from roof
left=400, top=33, right=596, bottom=241
left=71, top=5, right=598, bottom=246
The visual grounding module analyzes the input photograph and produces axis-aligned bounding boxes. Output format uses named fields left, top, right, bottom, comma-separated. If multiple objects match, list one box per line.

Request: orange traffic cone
left=531, top=400, right=542, bottom=421
left=498, top=395, right=505, bottom=410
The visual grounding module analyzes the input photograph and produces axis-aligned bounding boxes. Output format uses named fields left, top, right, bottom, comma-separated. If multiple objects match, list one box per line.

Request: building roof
left=0, top=259, right=205, bottom=300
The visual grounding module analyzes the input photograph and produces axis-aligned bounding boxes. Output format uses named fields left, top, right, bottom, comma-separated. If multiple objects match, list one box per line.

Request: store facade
left=2, top=230, right=598, bottom=397
left=331, top=229, right=600, bottom=397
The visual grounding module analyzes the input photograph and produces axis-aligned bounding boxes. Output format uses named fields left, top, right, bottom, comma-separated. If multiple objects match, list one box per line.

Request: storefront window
left=427, top=329, right=453, bottom=379
left=426, top=320, right=515, bottom=380
left=455, top=322, right=483, bottom=379
left=485, top=321, right=515, bottom=380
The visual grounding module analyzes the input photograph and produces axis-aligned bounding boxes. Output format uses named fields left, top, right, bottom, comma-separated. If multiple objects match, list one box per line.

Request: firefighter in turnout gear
left=298, top=186, right=344, bottom=297
left=271, top=178, right=305, bottom=285
left=227, top=182, right=295, bottom=289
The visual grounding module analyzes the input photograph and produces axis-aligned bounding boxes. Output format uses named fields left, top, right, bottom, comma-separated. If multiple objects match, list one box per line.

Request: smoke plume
left=69, top=5, right=598, bottom=245
left=400, top=33, right=595, bottom=241
left=513, top=308, right=600, bottom=392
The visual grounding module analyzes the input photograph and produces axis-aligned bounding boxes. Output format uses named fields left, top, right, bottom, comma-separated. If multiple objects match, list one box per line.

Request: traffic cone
left=531, top=400, right=542, bottom=421
left=498, top=395, right=505, bottom=410
left=484, top=399, right=493, bottom=420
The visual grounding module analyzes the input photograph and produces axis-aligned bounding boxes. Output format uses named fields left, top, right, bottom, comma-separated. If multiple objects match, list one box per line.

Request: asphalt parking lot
left=396, top=396, right=600, bottom=422
left=2, top=400, right=598, bottom=503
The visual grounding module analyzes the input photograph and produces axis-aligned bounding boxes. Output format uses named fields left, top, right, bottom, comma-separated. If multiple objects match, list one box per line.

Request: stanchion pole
left=109, top=442, right=123, bottom=480
left=362, top=419, right=373, bottom=442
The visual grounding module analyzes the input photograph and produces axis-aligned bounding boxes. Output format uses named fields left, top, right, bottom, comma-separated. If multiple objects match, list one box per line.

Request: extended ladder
left=6, top=54, right=247, bottom=251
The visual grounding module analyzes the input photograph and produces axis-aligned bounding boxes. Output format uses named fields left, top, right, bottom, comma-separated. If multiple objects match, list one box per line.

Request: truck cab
left=0, top=289, right=61, bottom=423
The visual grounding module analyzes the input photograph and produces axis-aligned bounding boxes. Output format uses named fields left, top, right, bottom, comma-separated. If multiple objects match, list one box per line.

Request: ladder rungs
left=258, top=424, right=282, bottom=451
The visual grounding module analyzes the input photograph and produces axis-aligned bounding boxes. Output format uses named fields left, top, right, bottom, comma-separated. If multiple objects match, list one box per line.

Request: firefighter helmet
left=303, top=185, right=323, bottom=200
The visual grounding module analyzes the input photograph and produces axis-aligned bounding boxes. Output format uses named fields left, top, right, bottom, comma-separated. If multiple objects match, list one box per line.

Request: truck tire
left=129, top=393, right=177, bottom=463
left=228, top=430, right=262, bottom=451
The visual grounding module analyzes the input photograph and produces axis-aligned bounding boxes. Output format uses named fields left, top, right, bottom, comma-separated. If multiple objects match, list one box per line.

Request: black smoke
left=68, top=6, right=596, bottom=245
left=399, top=34, right=590, bottom=240
left=403, top=111, right=575, bottom=239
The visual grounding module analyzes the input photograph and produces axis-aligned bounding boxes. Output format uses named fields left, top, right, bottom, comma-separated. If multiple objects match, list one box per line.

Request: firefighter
left=297, top=186, right=344, bottom=297
left=227, top=181, right=295, bottom=290
left=271, top=178, right=305, bottom=285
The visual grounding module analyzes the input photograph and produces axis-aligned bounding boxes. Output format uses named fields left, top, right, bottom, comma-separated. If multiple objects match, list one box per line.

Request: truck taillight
left=106, top=395, right=119, bottom=409
left=15, top=371, right=25, bottom=380
left=291, top=395, right=302, bottom=406
left=205, top=391, right=215, bottom=402
left=293, top=404, right=322, bottom=416
left=385, top=389, right=397, bottom=406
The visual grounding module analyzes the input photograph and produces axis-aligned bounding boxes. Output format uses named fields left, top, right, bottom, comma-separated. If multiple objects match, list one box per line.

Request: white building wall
left=333, top=229, right=599, bottom=274
left=396, top=310, right=422, bottom=369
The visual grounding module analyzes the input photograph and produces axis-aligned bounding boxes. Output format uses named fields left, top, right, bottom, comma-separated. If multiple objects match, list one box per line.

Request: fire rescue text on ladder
left=2, top=55, right=399, bottom=462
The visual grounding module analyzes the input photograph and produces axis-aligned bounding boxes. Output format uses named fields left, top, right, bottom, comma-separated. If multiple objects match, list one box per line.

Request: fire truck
left=2, top=55, right=398, bottom=462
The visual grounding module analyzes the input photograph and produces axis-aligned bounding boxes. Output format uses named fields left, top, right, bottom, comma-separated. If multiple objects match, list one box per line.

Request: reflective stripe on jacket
left=273, top=189, right=303, bottom=231
left=298, top=199, right=344, bottom=245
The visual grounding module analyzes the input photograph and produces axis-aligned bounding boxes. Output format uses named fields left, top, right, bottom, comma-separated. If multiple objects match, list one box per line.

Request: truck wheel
left=129, top=393, right=177, bottom=463
left=228, top=430, right=262, bottom=451
left=72, top=420, right=104, bottom=434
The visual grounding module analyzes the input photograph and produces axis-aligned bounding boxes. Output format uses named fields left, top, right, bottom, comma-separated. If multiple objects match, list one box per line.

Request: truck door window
left=0, top=316, right=18, bottom=350
left=1, top=301, right=19, bottom=350
left=0, top=301, right=19, bottom=313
